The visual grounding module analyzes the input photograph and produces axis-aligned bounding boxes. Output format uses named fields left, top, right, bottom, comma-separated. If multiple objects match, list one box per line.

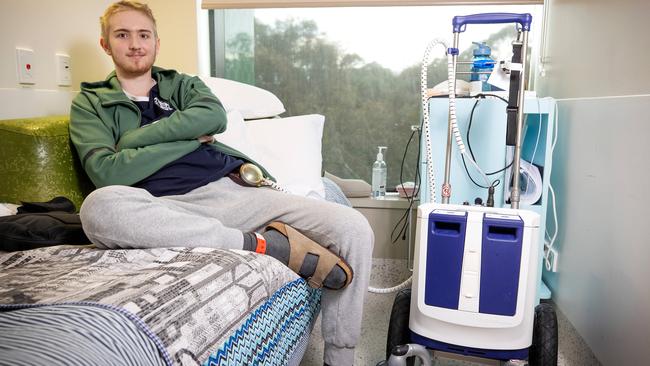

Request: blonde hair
left=100, top=1, right=157, bottom=40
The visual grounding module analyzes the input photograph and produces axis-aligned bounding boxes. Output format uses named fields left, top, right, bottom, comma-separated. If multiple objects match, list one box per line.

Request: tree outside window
left=211, top=6, right=540, bottom=190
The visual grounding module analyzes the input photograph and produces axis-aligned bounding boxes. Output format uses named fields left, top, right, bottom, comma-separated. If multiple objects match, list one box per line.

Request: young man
left=70, top=1, right=373, bottom=365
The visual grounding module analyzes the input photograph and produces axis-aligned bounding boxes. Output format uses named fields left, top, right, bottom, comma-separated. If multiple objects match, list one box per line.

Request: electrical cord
left=368, top=131, right=422, bottom=294
left=543, top=102, right=559, bottom=272
left=523, top=97, right=544, bottom=201
left=466, top=94, right=508, bottom=164
left=461, top=95, right=513, bottom=191
left=544, top=183, right=558, bottom=271
left=477, top=92, right=508, bottom=103
left=466, top=98, right=482, bottom=169
left=530, top=98, right=543, bottom=169
left=391, top=127, right=419, bottom=244
left=369, top=126, right=420, bottom=294
left=503, top=97, right=545, bottom=206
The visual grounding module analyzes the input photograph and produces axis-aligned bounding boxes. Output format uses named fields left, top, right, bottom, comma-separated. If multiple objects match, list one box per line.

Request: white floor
left=300, top=259, right=601, bottom=366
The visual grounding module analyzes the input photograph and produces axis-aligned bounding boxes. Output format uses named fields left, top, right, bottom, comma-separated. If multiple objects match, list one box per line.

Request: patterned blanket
left=0, top=246, right=321, bottom=365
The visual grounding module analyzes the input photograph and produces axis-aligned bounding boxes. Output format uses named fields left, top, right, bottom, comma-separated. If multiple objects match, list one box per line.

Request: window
left=209, top=5, right=543, bottom=189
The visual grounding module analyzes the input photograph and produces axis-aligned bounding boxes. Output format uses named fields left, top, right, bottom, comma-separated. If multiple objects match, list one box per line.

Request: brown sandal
left=265, top=222, right=353, bottom=290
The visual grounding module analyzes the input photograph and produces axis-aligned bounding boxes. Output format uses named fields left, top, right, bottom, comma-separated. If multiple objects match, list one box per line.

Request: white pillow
left=214, top=110, right=258, bottom=159
left=199, top=76, right=285, bottom=119
left=246, top=115, right=326, bottom=199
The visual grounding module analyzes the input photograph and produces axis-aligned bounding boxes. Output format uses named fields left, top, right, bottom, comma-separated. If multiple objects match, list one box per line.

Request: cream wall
left=148, top=0, right=200, bottom=74
left=537, top=0, right=650, bottom=364
left=0, top=0, right=199, bottom=119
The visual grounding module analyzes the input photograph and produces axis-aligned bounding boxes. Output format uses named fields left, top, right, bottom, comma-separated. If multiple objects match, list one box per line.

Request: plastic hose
left=368, top=277, right=412, bottom=294
left=446, top=52, right=490, bottom=189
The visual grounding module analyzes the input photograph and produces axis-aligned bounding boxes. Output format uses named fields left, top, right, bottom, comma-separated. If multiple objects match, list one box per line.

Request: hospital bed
left=0, top=77, right=346, bottom=366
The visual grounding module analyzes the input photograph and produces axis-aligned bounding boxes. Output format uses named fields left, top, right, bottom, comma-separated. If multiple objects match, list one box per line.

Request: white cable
left=543, top=102, right=559, bottom=271
left=552, top=102, right=559, bottom=150
left=421, top=39, right=491, bottom=202
left=420, top=38, right=449, bottom=204
left=368, top=39, right=449, bottom=295
left=447, top=53, right=464, bottom=153
left=545, top=102, right=559, bottom=242
left=531, top=98, right=543, bottom=166
left=368, top=276, right=412, bottom=294
left=371, top=38, right=489, bottom=295
left=446, top=53, right=490, bottom=188
left=464, top=150, right=491, bottom=187
left=523, top=97, right=544, bottom=197
left=263, top=178, right=289, bottom=193
left=506, top=98, right=544, bottom=204
left=544, top=184, right=558, bottom=271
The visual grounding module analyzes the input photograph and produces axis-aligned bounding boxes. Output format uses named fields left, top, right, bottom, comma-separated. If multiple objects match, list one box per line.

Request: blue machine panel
left=425, top=211, right=467, bottom=309
left=479, top=215, right=524, bottom=316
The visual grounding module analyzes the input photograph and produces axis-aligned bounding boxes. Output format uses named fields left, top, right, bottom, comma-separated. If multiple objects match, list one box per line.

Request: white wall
left=537, top=0, right=649, bottom=98
left=537, top=0, right=650, bottom=364
left=0, top=0, right=198, bottom=119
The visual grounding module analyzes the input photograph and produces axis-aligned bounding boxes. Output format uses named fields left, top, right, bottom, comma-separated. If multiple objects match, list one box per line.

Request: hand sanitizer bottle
left=372, top=146, right=387, bottom=199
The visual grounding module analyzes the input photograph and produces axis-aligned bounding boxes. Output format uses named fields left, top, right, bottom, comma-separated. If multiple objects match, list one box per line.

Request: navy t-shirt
left=130, top=84, right=243, bottom=196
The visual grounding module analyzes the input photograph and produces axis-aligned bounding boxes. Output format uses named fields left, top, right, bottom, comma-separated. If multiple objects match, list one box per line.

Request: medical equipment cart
left=384, top=13, right=558, bottom=366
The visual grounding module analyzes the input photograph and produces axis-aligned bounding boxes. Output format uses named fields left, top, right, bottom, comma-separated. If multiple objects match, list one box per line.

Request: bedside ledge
left=349, top=193, right=418, bottom=209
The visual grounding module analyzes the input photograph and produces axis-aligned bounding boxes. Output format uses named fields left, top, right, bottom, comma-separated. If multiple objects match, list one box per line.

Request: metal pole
left=442, top=32, right=459, bottom=204
left=510, top=30, right=529, bottom=209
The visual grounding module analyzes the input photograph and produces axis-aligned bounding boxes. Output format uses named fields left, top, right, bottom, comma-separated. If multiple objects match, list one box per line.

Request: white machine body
left=410, top=203, right=540, bottom=351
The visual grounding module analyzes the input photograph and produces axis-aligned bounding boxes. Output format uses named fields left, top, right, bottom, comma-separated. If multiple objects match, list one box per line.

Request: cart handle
left=453, top=13, right=532, bottom=33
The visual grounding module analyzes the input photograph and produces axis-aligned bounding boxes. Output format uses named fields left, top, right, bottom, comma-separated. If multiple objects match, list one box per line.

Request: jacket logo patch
left=154, top=97, right=174, bottom=111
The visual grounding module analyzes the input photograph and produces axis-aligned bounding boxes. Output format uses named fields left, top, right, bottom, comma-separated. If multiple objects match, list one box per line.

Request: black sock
left=243, top=230, right=347, bottom=289
left=243, top=231, right=290, bottom=265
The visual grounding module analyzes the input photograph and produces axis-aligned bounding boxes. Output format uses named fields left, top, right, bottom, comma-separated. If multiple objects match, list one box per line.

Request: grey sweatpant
left=79, top=178, right=374, bottom=366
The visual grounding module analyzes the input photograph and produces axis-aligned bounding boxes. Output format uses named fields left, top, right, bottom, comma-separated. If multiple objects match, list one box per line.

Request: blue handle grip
left=453, top=13, right=532, bottom=33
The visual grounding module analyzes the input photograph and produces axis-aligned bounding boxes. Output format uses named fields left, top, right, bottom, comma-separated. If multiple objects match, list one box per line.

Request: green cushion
left=0, top=116, right=94, bottom=211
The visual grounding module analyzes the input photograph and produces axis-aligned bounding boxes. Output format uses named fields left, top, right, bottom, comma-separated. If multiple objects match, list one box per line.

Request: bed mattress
left=0, top=246, right=321, bottom=365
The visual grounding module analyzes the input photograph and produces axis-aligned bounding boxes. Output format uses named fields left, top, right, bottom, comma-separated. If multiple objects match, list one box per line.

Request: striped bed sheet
left=0, top=246, right=321, bottom=365
left=0, top=304, right=167, bottom=366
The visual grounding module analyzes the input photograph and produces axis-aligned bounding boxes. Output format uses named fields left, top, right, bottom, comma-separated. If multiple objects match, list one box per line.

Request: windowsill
left=349, top=193, right=418, bottom=209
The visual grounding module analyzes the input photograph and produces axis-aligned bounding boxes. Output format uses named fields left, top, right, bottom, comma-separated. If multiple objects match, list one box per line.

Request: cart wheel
left=386, top=288, right=414, bottom=366
left=529, top=302, right=558, bottom=366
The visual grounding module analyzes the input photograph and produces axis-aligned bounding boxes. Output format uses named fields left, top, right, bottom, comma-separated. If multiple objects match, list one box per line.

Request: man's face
left=101, top=10, right=159, bottom=78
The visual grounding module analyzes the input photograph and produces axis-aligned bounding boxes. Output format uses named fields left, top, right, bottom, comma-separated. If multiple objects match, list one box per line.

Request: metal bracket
left=499, top=60, right=523, bottom=74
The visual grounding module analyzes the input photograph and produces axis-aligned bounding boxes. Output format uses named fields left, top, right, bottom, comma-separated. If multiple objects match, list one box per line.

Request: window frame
left=202, top=0, right=542, bottom=10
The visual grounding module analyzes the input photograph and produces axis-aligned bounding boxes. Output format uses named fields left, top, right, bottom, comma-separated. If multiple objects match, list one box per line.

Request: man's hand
left=197, top=135, right=215, bottom=144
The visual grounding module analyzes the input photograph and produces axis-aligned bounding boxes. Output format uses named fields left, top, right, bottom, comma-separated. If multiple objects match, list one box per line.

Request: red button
left=26, top=64, right=31, bottom=70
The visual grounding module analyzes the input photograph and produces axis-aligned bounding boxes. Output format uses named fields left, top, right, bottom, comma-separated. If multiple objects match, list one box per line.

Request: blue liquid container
left=470, top=42, right=495, bottom=91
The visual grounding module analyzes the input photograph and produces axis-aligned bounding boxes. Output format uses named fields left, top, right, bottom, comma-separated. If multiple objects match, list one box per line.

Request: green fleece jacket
left=70, top=67, right=270, bottom=188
